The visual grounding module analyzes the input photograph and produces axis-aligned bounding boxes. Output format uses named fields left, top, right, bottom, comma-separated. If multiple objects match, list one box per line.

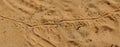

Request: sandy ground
left=0, top=0, right=120, bottom=47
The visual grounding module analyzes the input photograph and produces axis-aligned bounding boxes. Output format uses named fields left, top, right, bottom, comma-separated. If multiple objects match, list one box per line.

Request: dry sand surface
left=0, top=0, right=120, bottom=47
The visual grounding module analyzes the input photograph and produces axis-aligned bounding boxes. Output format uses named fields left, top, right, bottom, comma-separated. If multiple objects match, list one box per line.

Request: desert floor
left=0, top=0, right=120, bottom=47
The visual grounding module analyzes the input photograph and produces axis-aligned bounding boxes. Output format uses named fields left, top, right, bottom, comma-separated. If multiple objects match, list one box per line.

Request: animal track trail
left=93, top=13, right=120, bottom=35
left=1, top=0, right=120, bottom=47
left=24, top=21, right=90, bottom=47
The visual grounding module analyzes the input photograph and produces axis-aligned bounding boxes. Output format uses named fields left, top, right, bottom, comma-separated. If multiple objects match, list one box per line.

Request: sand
left=0, top=0, right=120, bottom=47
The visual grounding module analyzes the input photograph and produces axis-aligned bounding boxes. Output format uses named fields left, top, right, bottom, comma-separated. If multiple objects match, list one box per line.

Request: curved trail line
left=0, top=15, right=33, bottom=27
left=2, top=0, right=120, bottom=26
left=0, top=9, right=119, bottom=27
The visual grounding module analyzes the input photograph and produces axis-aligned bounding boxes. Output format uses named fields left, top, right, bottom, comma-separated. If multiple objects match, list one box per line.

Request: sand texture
left=0, top=0, right=120, bottom=47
